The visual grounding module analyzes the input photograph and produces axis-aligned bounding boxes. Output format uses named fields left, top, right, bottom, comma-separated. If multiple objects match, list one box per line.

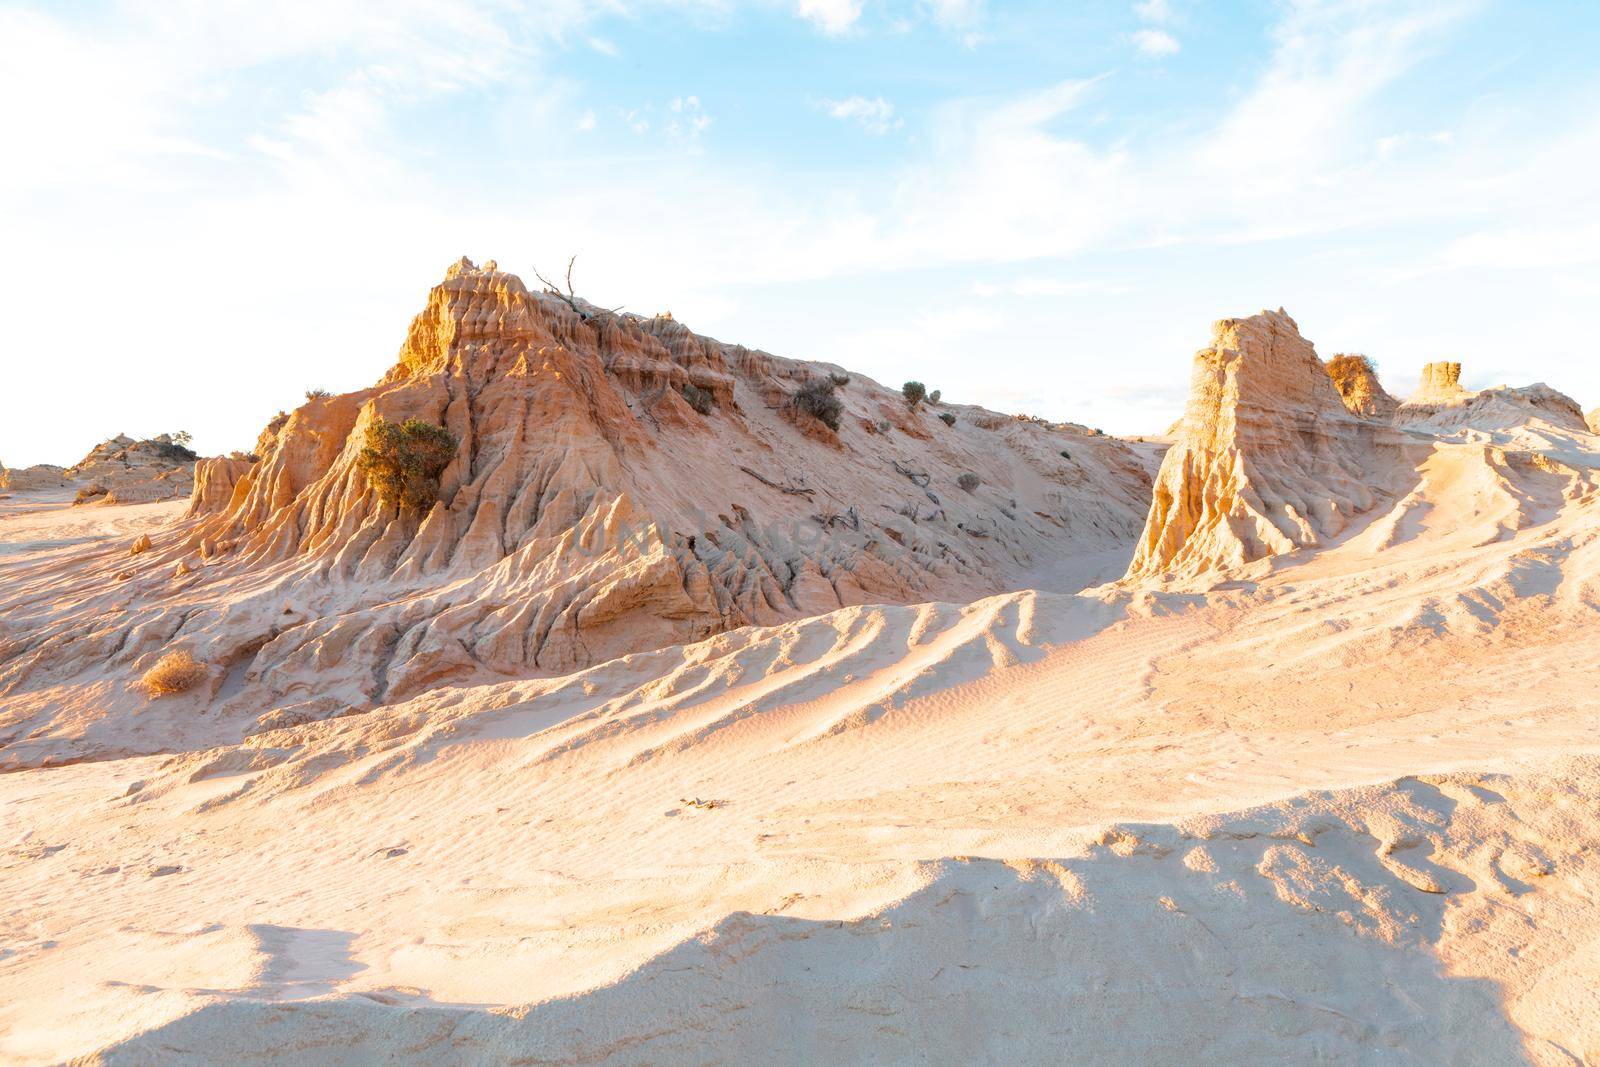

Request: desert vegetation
left=1326, top=353, right=1377, bottom=377
left=957, top=472, right=981, bottom=492
left=139, top=649, right=207, bottom=696
left=680, top=383, right=716, bottom=415
left=795, top=378, right=844, bottom=430
left=902, top=381, right=927, bottom=408
left=358, top=417, right=459, bottom=511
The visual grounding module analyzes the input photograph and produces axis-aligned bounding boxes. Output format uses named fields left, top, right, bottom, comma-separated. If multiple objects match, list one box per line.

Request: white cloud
left=6, top=0, right=1600, bottom=462
left=1200, top=0, right=1481, bottom=195
left=973, top=278, right=1135, bottom=298
left=618, top=105, right=652, bottom=133
left=1131, top=28, right=1179, bottom=57
left=823, top=95, right=903, bottom=134
left=1134, top=0, right=1172, bottom=22
left=667, top=95, right=713, bottom=147
left=922, top=0, right=986, bottom=45
left=796, top=0, right=863, bottom=35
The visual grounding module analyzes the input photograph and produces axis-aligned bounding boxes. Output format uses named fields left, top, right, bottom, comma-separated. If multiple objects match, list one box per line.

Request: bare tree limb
left=533, top=255, right=625, bottom=319
left=738, top=465, right=815, bottom=497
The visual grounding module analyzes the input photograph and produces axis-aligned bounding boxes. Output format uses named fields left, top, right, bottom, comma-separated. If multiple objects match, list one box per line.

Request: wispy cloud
left=667, top=95, right=713, bottom=148
left=1131, top=28, right=1179, bottom=57
left=922, top=0, right=987, bottom=47
left=796, top=0, right=863, bottom=35
left=1130, top=0, right=1179, bottom=56
left=4, top=0, right=1599, bottom=463
left=822, top=95, right=903, bottom=134
left=1201, top=0, right=1482, bottom=194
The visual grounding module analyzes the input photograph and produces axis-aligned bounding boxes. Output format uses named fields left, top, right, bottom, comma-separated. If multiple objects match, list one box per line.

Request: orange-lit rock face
left=1125, top=310, right=1422, bottom=583
left=1412, top=360, right=1466, bottom=402
left=1325, top=356, right=1397, bottom=419
left=0, top=259, right=1153, bottom=762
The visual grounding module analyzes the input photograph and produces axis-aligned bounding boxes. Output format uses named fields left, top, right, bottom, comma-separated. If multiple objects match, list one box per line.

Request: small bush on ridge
left=358, top=417, right=459, bottom=512
left=795, top=378, right=844, bottom=431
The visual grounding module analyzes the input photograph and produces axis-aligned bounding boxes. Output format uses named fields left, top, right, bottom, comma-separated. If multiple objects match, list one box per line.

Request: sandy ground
left=3, top=427, right=1600, bottom=1063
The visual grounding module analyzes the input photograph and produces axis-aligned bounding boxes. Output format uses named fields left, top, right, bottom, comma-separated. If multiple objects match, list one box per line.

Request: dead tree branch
left=533, top=255, right=625, bottom=319
left=738, top=465, right=815, bottom=497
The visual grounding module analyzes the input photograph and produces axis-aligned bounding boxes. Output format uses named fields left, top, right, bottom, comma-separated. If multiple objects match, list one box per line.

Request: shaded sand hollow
left=2, top=269, right=1599, bottom=1064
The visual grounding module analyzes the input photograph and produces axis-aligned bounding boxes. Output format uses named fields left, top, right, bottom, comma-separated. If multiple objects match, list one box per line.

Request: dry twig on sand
left=738, top=465, right=815, bottom=497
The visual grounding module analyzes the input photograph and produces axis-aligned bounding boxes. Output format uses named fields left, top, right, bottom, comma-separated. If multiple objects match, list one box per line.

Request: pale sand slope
left=1, top=408, right=1599, bottom=1064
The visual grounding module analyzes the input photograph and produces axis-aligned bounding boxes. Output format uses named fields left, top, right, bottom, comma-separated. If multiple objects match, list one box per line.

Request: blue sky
left=3, top=0, right=1599, bottom=465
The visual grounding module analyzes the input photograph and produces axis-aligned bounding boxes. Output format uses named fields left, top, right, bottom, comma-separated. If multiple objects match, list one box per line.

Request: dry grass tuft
left=140, top=650, right=207, bottom=696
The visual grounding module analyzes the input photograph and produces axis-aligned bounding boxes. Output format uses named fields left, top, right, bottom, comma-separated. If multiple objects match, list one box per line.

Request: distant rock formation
left=0, top=259, right=1155, bottom=755
left=1399, top=362, right=1588, bottom=434
left=0, top=463, right=73, bottom=491
left=1409, top=361, right=1467, bottom=404
left=1325, top=354, right=1397, bottom=419
left=1, top=435, right=202, bottom=502
left=1125, top=310, right=1421, bottom=583
left=1588, top=407, right=1600, bottom=434
left=67, top=433, right=199, bottom=505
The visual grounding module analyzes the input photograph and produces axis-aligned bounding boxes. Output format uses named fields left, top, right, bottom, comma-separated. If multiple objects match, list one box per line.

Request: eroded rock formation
left=0, top=259, right=1154, bottom=761
left=1325, top=355, right=1397, bottom=419
left=1124, top=310, right=1422, bottom=584
left=0, top=464, right=73, bottom=491
left=0, top=435, right=203, bottom=502
left=1399, top=362, right=1589, bottom=435
left=1410, top=361, right=1467, bottom=404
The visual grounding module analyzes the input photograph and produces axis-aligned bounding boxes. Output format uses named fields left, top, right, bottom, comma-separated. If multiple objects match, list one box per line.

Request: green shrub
left=358, top=417, right=459, bottom=512
left=680, top=383, right=715, bottom=415
left=928, top=389, right=941, bottom=405
left=902, top=381, right=926, bottom=408
left=795, top=378, right=844, bottom=431
left=829, top=372, right=850, bottom=387
left=957, top=472, right=981, bottom=492
left=305, top=388, right=333, bottom=401
left=939, top=412, right=956, bottom=426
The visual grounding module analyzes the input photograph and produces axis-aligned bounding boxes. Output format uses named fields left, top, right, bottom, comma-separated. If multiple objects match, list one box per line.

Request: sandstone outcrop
left=1588, top=407, right=1600, bottom=434
left=1325, top=354, right=1397, bottom=419
left=66, top=433, right=199, bottom=505
left=186, top=455, right=256, bottom=517
left=1399, top=362, right=1588, bottom=435
left=0, top=463, right=73, bottom=491
left=0, top=259, right=1154, bottom=758
left=1124, top=310, right=1423, bottom=583
left=1409, top=360, right=1467, bottom=404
